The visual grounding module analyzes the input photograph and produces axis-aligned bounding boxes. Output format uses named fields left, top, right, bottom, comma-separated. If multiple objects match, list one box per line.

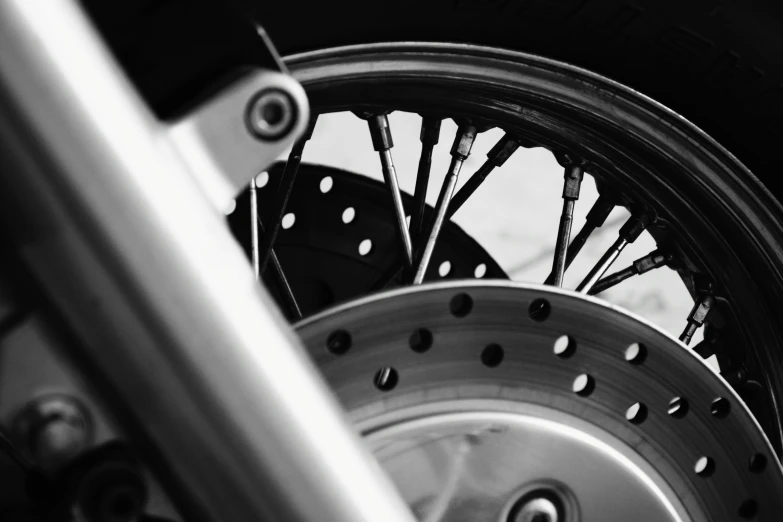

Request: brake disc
left=295, top=282, right=782, bottom=521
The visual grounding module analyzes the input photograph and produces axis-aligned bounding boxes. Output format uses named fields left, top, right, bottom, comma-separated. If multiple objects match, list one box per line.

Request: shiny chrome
left=550, top=166, right=584, bottom=287
left=168, top=72, right=308, bottom=214
left=297, top=281, right=783, bottom=521
left=0, top=2, right=414, bottom=522
left=245, top=89, right=296, bottom=141
left=575, top=236, right=628, bottom=294
left=250, top=178, right=260, bottom=279
left=413, top=125, right=477, bottom=284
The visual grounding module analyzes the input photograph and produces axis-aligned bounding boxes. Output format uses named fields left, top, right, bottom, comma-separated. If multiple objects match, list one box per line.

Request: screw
left=12, top=395, right=91, bottom=472
left=246, top=89, right=296, bottom=141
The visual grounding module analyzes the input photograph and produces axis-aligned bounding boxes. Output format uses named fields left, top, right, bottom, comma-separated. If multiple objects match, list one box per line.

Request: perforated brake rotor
left=295, top=282, right=783, bottom=521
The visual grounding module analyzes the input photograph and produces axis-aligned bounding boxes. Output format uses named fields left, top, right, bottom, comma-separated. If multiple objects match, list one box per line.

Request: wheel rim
left=237, top=42, right=783, bottom=449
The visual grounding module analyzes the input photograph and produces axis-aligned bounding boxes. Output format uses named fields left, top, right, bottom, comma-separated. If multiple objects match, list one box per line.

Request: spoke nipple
left=366, top=114, right=394, bottom=151
left=419, top=116, right=442, bottom=145
left=246, top=89, right=296, bottom=141
left=451, top=125, right=477, bottom=159
left=554, top=150, right=586, bottom=168
left=619, top=212, right=652, bottom=242
left=487, top=134, right=521, bottom=167
left=561, top=165, right=584, bottom=200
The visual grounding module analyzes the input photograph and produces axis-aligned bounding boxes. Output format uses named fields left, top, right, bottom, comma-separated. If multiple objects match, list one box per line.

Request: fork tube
left=0, top=3, right=414, bottom=522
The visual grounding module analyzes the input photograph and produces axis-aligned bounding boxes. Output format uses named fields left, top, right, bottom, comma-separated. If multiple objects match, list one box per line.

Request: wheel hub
left=295, top=282, right=783, bottom=521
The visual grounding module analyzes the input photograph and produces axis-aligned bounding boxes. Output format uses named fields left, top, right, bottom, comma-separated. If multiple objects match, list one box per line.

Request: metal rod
left=544, top=195, right=614, bottom=285
left=413, top=125, right=477, bottom=284
left=0, top=3, right=415, bottom=522
left=258, top=118, right=317, bottom=275
left=447, top=133, right=519, bottom=219
left=367, top=114, right=414, bottom=268
left=249, top=178, right=260, bottom=279
left=575, top=237, right=629, bottom=293
left=576, top=213, right=651, bottom=293
left=410, top=117, right=441, bottom=243
left=550, top=165, right=584, bottom=287
left=589, top=249, right=670, bottom=295
left=256, top=216, right=302, bottom=320
left=680, top=295, right=715, bottom=345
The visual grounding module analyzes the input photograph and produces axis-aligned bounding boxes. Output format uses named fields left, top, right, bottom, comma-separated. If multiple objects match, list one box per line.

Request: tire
left=253, top=0, right=783, bottom=197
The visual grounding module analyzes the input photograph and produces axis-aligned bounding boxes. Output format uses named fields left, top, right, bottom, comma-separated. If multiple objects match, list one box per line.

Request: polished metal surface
left=287, top=43, right=783, bottom=449
left=0, top=2, right=414, bottom=522
left=296, top=282, right=783, bottom=521
left=168, top=71, right=309, bottom=214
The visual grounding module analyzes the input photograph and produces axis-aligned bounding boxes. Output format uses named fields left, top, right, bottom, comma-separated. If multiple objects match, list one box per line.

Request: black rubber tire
left=254, top=0, right=783, bottom=196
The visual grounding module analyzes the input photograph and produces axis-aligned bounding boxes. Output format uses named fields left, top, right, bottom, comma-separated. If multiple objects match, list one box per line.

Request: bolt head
left=246, top=89, right=296, bottom=141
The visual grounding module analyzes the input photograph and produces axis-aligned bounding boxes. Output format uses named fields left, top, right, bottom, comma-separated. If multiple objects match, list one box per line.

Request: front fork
left=0, top=1, right=413, bottom=521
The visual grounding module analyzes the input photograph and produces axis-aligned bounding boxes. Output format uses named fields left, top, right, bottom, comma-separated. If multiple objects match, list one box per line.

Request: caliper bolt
left=12, top=395, right=91, bottom=473
left=246, top=89, right=296, bottom=141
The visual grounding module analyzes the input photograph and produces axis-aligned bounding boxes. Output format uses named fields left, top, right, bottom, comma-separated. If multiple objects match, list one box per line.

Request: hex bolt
left=12, top=395, right=91, bottom=473
left=245, top=89, right=296, bottom=141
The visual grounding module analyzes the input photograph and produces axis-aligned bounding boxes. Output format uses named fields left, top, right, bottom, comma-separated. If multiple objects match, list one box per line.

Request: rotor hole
left=694, top=456, right=715, bottom=477
left=738, top=499, right=758, bottom=519
left=553, top=335, right=576, bottom=358
left=326, top=330, right=351, bottom=355
left=710, top=397, right=731, bottom=418
left=474, top=264, right=487, bottom=278
left=374, top=367, right=398, bottom=392
left=749, top=453, right=767, bottom=474
left=438, top=261, right=452, bottom=278
left=481, top=344, right=504, bottom=368
left=625, top=343, right=647, bottom=364
left=358, top=239, right=373, bottom=256
left=528, top=298, right=551, bottom=322
left=255, top=171, right=269, bottom=188
left=342, top=207, right=356, bottom=224
left=282, top=213, right=296, bottom=229
left=668, top=397, right=689, bottom=419
left=409, top=328, right=433, bottom=353
left=450, top=293, right=473, bottom=318
left=319, top=176, right=333, bottom=193
left=625, top=402, right=647, bottom=424
left=572, top=374, right=595, bottom=397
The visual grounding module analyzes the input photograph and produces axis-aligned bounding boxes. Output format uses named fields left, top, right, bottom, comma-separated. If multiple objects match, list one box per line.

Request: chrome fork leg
left=0, top=2, right=414, bottom=522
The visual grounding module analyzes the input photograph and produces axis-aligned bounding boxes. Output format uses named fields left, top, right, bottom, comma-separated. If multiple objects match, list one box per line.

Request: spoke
left=250, top=177, right=301, bottom=318
left=550, top=164, right=585, bottom=286
left=446, top=133, right=520, bottom=219
left=413, top=125, right=478, bottom=284
left=258, top=215, right=302, bottom=320
left=589, top=249, right=671, bottom=295
left=367, top=114, right=414, bottom=268
left=257, top=116, right=318, bottom=275
left=575, top=213, right=651, bottom=293
left=680, top=295, right=715, bottom=345
left=544, top=194, right=615, bottom=285
left=410, top=117, right=442, bottom=243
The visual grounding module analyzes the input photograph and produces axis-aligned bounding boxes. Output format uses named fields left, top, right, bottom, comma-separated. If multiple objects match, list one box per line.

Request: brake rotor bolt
left=246, top=89, right=295, bottom=141
left=513, top=496, right=559, bottom=522
left=12, top=395, right=91, bottom=472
